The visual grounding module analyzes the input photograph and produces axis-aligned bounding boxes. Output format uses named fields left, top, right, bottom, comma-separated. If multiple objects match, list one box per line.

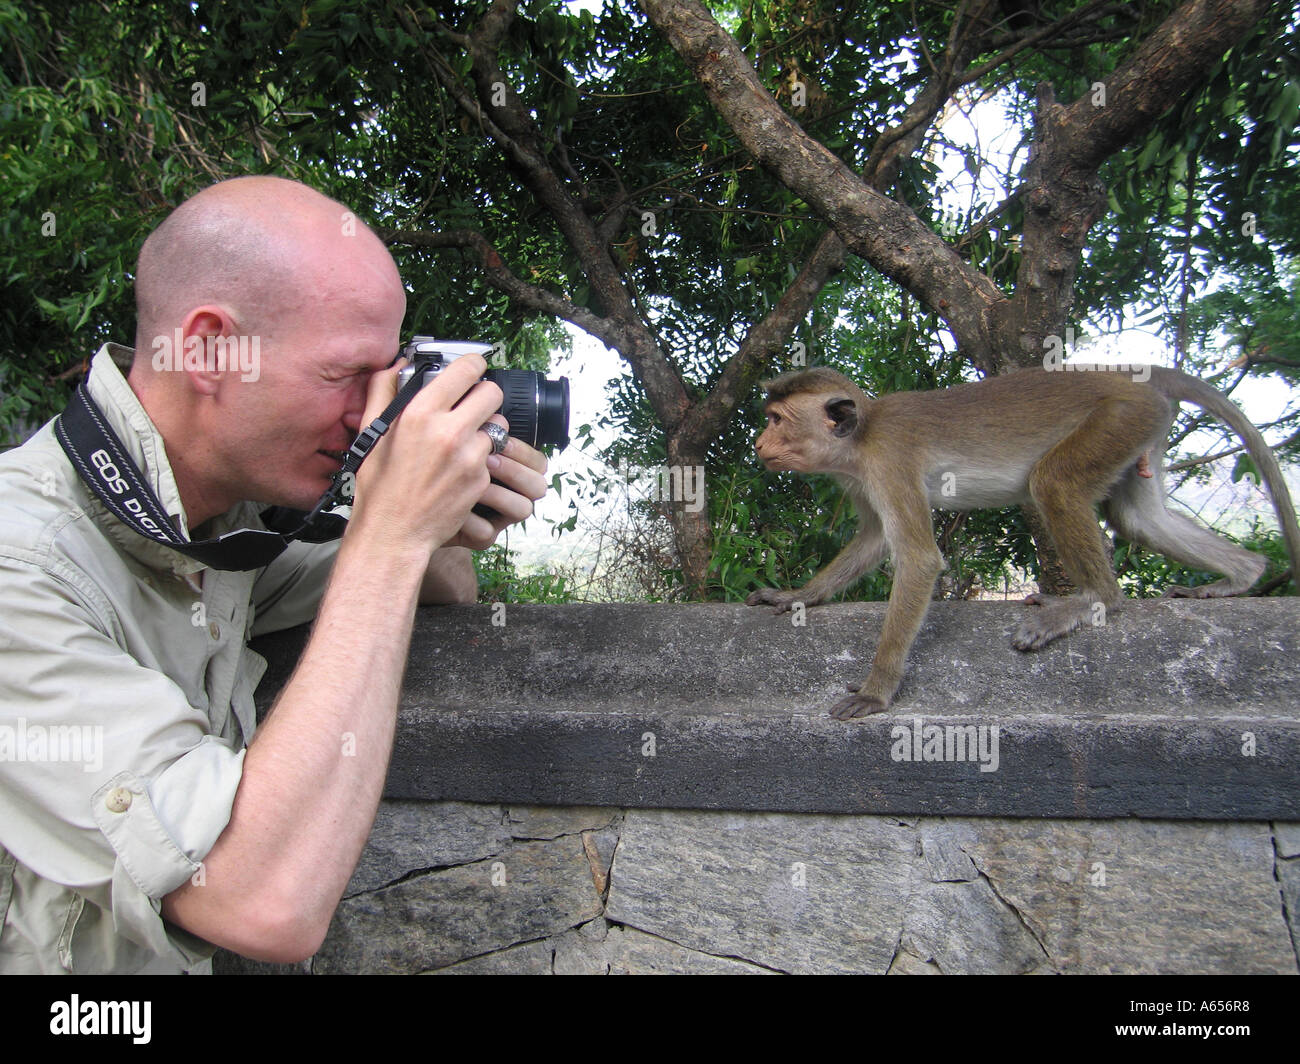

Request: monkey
left=746, top=365, right=1300, bottom=719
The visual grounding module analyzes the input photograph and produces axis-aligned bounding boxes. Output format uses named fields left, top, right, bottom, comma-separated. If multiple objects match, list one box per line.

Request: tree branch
left=865, top=0, right=998, bottom=189
left=1053, top=0, right=1269, bottom=174
left=380, top=227, right=617, bottom=344
left=994, top=0, right=1268, bottom=367
left=640, top=0, right=1008, bottom=372
left=394, top=0, right=693, bottom=430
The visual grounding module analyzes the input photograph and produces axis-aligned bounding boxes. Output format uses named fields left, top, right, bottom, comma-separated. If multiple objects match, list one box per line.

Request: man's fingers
left=476, top=482, right=535, bottom=526
left=409, top=383, right=503, bottom=438
left=490, top=436, right=548, bottom=475
left=407, top=354, right=499, bottom=416
left=445, top=488, right=530, bottom=550
left=445, top=511, right=501, bottom=551
left=485, top=452, right=548, bottom=502
left=361, top=363, right=401, bottom=426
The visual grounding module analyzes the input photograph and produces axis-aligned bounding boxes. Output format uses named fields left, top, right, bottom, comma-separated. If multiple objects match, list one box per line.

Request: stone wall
left=216, top=802, right=1299, bottom=975
left=215, top=601, right=1300, bottom=974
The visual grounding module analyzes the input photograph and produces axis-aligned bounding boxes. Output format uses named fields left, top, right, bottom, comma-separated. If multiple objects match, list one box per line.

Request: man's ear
left=178, top=306, right=238, bottom=396
left=824, top=396, right=859, bottom=437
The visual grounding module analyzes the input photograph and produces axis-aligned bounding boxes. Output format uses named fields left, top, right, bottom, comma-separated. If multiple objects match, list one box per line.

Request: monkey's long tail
left=1149, top=366, right=1300, bottom=590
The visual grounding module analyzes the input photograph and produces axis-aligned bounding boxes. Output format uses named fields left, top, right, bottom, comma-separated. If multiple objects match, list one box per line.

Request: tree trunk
left=665, top=436, right=711, bottom=598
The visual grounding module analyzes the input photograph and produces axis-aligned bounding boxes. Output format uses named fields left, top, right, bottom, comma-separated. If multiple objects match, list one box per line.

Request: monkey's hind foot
left=746, top=587, right=813, bottom=614
left=1012, top=594, right=1102, bottom=651
left=828, top=690, right=889, bottom=719
left=1161, top=573, right=1261, bottom=599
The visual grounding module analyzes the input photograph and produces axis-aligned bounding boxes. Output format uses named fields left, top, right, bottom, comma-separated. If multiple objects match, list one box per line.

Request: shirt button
left=209, top=621, right=221, bottom=640
left=105, top=787, right=132, bottom=813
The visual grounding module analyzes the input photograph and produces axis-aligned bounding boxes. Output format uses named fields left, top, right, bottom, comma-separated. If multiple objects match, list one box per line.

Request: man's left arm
left=419, top=546, right=476, bottom=604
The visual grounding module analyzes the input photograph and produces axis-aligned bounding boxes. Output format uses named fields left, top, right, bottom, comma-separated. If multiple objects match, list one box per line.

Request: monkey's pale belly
left=923, top=464, right=1032, bottom=510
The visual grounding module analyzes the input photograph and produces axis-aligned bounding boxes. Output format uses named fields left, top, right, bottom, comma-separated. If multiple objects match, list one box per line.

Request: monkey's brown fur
left=748, top=365, right=1300, bottom=719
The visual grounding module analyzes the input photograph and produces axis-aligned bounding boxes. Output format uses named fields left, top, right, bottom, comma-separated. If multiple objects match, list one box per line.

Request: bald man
left=0, top=177, right=548, bottom=973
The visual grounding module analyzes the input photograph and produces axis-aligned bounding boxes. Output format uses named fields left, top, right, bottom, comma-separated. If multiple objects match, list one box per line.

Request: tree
left=373, top=0, right=846, bottom=594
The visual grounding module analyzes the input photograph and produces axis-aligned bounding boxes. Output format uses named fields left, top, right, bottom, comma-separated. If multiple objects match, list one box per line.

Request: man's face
left=213, top=277, right=407, bottom=513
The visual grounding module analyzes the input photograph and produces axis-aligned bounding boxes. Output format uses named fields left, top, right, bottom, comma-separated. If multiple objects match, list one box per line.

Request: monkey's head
left=755, top=368, right=870, bottom=474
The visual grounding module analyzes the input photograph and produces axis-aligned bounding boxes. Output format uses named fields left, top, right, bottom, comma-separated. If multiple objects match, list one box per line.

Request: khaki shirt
left=0, top=344, right=339, bottom=973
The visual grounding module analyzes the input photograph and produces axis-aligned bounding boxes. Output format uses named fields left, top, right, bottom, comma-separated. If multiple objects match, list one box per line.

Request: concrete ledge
left=251, top=599, right=1300, bottom=820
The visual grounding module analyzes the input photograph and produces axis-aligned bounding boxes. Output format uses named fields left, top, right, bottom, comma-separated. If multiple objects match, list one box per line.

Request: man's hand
left=348, top=354, right=502, bottom=558
left=444, top=421, right=549, bottom=550
left=416, top=419, right=550, bottom=603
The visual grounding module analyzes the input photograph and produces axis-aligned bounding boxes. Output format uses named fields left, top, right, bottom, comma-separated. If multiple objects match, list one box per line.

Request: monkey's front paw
left=745, top=588, right=805, bottom=614
left=828, top=691, right=889, bottom=719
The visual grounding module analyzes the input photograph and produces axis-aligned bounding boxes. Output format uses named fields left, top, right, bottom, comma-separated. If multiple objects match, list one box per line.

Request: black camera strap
left=54, top=373, right=427, bottom=571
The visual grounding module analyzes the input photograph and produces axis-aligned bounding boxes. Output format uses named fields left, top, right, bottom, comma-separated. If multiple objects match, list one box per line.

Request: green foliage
left=475, top=543, right=573, bottom=603
left=1075, top=4, right=1300, bottom=361
left=0, top=1, right=211, bottom=436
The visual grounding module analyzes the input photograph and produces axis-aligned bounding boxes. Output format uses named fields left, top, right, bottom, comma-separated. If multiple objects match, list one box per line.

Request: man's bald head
left=126, top=177, right=409, bottom=525
left=133, top=176, right=403, bottom=351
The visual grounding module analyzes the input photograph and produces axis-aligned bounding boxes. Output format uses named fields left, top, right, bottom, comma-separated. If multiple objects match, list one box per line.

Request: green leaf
left=1230, top=453, right=1261, bottom=486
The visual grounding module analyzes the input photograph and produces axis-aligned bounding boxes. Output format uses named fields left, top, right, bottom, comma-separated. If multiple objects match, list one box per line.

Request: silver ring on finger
left=480, top=421, right=508, bottom=455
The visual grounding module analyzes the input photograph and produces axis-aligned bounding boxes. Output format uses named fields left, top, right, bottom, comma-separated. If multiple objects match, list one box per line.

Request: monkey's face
left=756, top=401, right=825, bottom=472
left=755, top=403, right=798, bottom=470
left=756, top=394, right=859, bottom=474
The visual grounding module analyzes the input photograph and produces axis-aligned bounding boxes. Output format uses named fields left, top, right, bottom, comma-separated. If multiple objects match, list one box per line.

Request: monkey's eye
left=768, top=412, right=782, bottom=425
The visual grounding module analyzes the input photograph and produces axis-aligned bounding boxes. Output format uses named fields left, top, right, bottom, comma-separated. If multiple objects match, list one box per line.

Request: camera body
left=396, top=338, right=570, bottom=449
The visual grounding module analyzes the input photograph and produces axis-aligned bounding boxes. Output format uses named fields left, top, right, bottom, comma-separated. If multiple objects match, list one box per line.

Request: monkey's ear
left=824, top=397, right=859, bottom=437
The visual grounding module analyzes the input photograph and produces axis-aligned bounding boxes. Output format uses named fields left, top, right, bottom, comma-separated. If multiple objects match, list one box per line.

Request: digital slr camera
left=395, top=338, right=570, bottom=449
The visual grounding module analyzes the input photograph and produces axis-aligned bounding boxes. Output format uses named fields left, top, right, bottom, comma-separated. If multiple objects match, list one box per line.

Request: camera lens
left=486, top=369, right=570, bottom=449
